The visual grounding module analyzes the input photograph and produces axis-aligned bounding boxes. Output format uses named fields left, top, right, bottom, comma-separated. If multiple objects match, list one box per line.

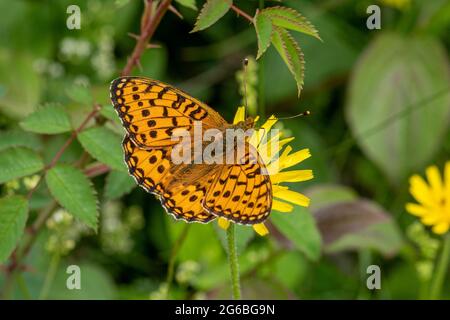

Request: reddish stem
left=121, top=0, right=173, bottom=76
left=231, top=4, right=254, bottom=23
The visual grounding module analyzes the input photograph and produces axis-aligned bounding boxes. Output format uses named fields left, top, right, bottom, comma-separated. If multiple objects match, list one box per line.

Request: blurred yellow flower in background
left=379, top=0, right=411, bottom=10
left=218, top=107, right=313, bottom=236
left=406, top=162, right=450, bottom=235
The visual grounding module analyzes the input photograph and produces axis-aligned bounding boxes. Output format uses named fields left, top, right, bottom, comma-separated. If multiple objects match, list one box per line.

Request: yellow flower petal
left=258, top=131, right=283, bottom=164
left=445, top=161, right=450, bottom=200
left=405, top=203, right=428, bottom=217
left=432, top=222, right=449, bottom=235
left=261, top=115, right=277, bottom=132
left=272, top=199, right=294, bottom=212
left=278, top=137, right=295, bottom=148
left=280, top=148, right=311, bottom=170
left=422, top=214, right=439, bottom=225
left=233, top=106, right=246, bottom=124
left=271, top=170, right=314, bottom=184
left=274, top=189, right=310, bottom=207
left=250, top=115, right=278, bottom=147
left=409, top=174, right=434, bottom=207
left=253, top=223, right=269, bottom=236
left=426, top=165, right=444, bottom=202
left=218, top=217, right=230, bottom=230
left=272, top=184, right=289, bottom=193
left=249, top=128, right=265, bottom=147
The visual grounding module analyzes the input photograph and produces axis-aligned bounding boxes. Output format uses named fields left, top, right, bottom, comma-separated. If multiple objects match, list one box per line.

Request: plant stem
left=231, top=4, right=254, bottom=23
left=257, top=0, right=265, bottom=118
left=39, top=253, right=61, bottom=300
left=1, top=201, right=58, bottom=299
left=165, top=223, right=190, bottom=299
left=429, top=234, right=450, bottom=299
left=16, top=273, right=31, bottom=300
left=226, top=224, right=241, bottom=299
left=121, top=0, right=173, bottom=76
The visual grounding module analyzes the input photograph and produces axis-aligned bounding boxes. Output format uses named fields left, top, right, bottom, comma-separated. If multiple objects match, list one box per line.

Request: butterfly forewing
left=110, top=76, right=227, bottom=149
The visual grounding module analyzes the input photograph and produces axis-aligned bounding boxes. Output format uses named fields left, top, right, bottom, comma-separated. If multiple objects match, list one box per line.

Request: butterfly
left=110, top=76, right=272, bottom=225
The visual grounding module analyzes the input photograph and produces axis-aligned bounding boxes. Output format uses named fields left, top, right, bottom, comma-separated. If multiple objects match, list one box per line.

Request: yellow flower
left=379, top=0, right=411, bottom=10
left=218, top=107, right=313, bottom=236
left=406, top=162, right=450, bottom=235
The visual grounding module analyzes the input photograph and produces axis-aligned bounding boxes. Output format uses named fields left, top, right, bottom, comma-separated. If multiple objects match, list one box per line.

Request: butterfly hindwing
left=159, top=176, right=217, bottom=223
left=122, top=135, right=172, bottom=194
left=110, top=76, right=227, bottom=149
left=203, top=145, right=272, bottom=225
left=123, top=134, right=217, bottom=223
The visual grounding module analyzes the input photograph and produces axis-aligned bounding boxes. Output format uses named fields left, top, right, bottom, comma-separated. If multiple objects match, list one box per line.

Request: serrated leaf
left=271, top=207, right=322, bottom=261
left=191, top=0, right=232, bottom=33
left=262, top=6, right=321, bottom=40
left=346, top=33, right=450, bottom=183
left=0, top=130, right=42, bottom=151
left=66, top=84, right=93, bottom=105
left=77, top=126, right=126, bottom=171
left=20, top=104, right=72, bottom=134
left=46, top=164, right=98, bottom=230
left=176, top=0, right=197, bottom=10
left=254, top=11, right=273, bottom=59
left=271, top=26, right=305, bottom=97
left=0, top=147, right=44, bottom=184
left=0, top=195, right=28, bottom=263
left=104, top=170, right=136, bottom=200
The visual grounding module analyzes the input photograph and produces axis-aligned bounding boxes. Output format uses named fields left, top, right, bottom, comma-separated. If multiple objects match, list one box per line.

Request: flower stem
left=165, top=223, right=190, bottom=299
left=429, top=234, right=450, bottom=299
left=226, top=224, right=241, bottom=299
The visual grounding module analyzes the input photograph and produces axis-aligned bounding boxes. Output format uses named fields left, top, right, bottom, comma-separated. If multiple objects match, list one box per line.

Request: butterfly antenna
left=277, top=110, right=311, bottom=120
left=243, top=58, right=249, bottom=119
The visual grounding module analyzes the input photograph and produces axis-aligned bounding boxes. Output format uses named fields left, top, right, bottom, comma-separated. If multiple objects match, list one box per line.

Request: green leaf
left=99, top=104, right=117, bottom=122
left=104, top=170, right=136, bottom=200
left=77, top=126, right=126, bottom=171
left=271, top=26, right=304, bottom=97
left=254, top=11, right=273, bottom=59
left=0, top=130, right=42, bottom=151
left=0, top=147, right=44, bottom=184
left=0, top=195, right=28, bottom=263
left=20, top=104, right=72, bottom=134
left=191, top=0, right=232, bottom=33
left=314, top=200, right=403, bottom=256
left=176, top=0, right=197, bottom=10
left=66, top=84, right=93, bottom=105
left=45, top=164, right=98, bottom=230
left=346, top=33, right=450, bottom=183
left=271, top=207, right=322, bottom=261
left=262, top=6, right=321, bottom=40
left=306, top=184, right=358, bottom=212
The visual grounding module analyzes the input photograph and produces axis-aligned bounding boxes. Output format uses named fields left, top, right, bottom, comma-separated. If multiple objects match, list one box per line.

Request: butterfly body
left=110, top=76, right=272, bottom=225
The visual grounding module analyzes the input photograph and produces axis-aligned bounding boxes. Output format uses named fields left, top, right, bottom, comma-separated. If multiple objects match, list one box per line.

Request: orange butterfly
left=110, top=76, right=272, bottom=225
